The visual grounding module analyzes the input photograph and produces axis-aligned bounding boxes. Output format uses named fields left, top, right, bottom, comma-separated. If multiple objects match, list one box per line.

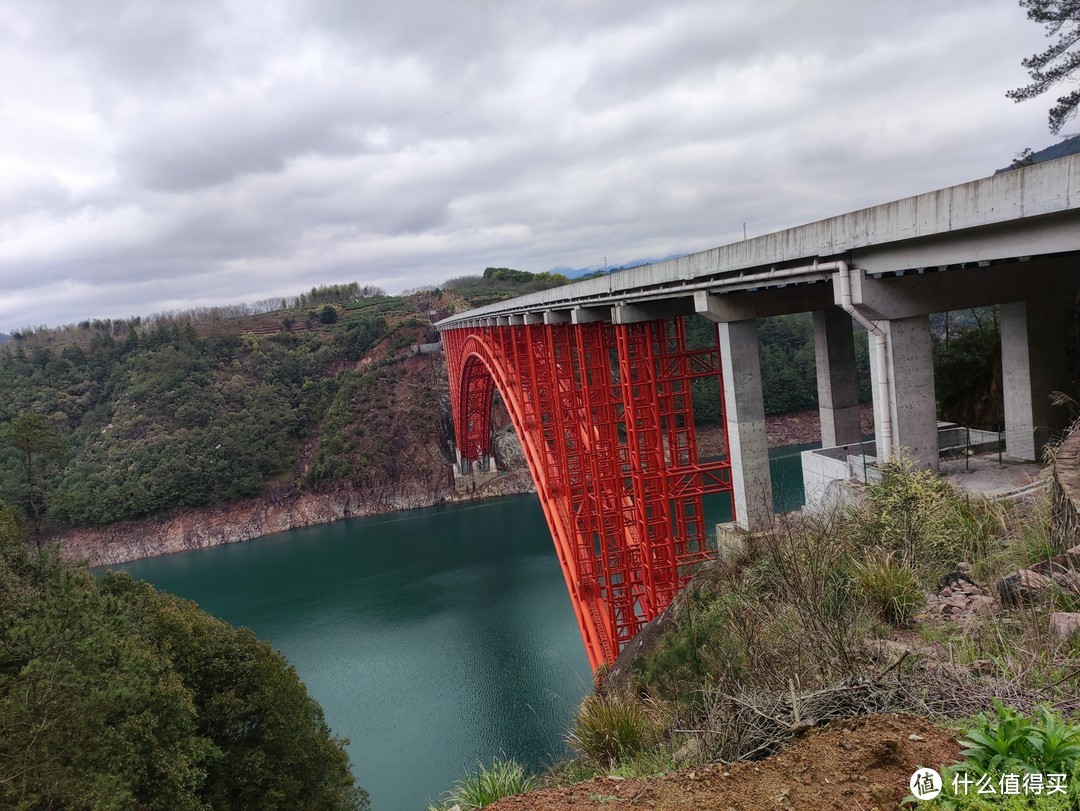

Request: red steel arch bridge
left=439, top=155, right=1080, bottom=670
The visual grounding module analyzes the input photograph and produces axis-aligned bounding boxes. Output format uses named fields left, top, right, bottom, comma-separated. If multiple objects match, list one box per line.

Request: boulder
left=997, top=569, right=1059, bottom=606
left=1049, top=612, right=1080, bottom=641
left=996, top=544, right=1080, bottom=605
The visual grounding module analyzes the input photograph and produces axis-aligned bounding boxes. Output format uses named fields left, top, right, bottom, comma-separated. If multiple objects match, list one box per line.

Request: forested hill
left=0, top=270, right=1002, bottom=540
left=0, top=286, right=457, bottom=534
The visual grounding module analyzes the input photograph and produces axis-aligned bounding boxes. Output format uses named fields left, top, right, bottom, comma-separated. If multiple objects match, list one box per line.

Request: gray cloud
left=0, top=0, right=1060, bottom=332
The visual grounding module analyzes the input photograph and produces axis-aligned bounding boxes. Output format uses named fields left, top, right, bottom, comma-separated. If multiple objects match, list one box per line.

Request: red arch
left=443, top=319, right=732, bottom=672
left=450, top=328, right=610, bottom=667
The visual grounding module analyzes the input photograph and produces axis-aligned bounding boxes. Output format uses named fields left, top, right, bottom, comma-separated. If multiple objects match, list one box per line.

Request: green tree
left=1, top=413, right=64, bottom=540
left=0, top=508, right=368, bottom=810
left=1008, top=0, right=1080, bottom=133
left=320, top=305, right=339, bottom=324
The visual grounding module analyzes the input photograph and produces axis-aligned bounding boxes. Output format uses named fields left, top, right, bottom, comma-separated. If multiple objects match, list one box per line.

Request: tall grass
left=430, top=758, right=536, bottom=810
left=852, top=550, right=924, bottom=624
left=566, top=692, right=663, bottom=766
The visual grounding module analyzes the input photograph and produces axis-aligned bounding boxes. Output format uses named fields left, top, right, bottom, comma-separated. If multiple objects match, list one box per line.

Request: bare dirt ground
left=490, top=714, right=961, bottom=811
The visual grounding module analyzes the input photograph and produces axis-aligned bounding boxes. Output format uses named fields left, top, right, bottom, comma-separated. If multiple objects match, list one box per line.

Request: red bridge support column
left=442, top=317, right=733, bottom=672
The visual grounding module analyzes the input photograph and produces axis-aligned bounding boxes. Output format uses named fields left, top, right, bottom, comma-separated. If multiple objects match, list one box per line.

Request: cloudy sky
left=0, top=0, right=1064, bottom=331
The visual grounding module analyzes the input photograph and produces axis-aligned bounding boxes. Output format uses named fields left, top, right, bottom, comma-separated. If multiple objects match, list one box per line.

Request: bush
left=0, top=515, right=368, bottom=810
left=432, top=758, right=536, bottom=810
left=861, top=455, right=972, bottom=580
left=567, top=692, right=662, bottom=766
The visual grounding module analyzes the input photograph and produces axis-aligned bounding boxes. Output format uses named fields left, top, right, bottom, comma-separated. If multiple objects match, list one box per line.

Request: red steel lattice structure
left=442, top=318, right=734, bottom=671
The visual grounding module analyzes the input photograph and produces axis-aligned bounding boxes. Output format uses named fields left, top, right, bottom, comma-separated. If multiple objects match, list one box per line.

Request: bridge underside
left=443, top=318, right=733, bottom=670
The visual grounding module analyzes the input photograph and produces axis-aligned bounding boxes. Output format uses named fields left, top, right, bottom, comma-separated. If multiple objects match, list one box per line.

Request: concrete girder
left=839, top=257, right=1080, bottom=320
left=694, top=283, right=834, bottom=322
left=612, top=297, right=693, bottom=324
left=571, top=306, right=610, bottom=324
left=543, top=310, right=572, bottom=325
left=852, top=211, right=1080, bottom=276
left=523, top=312, right=545, bottom=325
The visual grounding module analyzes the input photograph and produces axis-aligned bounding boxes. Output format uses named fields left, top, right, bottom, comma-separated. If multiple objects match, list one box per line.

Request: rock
left=1049, top=612, right=1080, bottom=640
left=492, top=425, right=527, bottom=471
left=997, top=569, right=1059, bottom=605
left=968, top=595, right=995, bottom=613
left=675, top=736, right=703, bottom=765
left=957, top=562, right=974, bottom=575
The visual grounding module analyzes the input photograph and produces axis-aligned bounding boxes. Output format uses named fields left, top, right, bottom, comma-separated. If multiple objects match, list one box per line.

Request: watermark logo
left=910, top=768, right=943, bottom=800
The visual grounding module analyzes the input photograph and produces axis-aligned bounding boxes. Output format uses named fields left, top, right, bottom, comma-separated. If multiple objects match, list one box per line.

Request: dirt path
left=491, top=714, right=960, bottom=811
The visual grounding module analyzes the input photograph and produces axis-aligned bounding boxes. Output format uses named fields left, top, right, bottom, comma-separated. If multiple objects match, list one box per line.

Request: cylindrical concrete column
left=717, top=319, right=772, bottom=529
left=1001, top=296, right=1074, bottom=461
left=812, top=308, right=862, bottom=448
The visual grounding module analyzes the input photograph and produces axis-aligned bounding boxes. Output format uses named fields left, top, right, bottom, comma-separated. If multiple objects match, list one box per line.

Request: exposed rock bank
left=51, top=405, right=876, bottom=567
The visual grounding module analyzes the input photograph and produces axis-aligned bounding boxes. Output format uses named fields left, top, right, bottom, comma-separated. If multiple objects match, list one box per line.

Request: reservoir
left=111, top=444, right=811, bottom=810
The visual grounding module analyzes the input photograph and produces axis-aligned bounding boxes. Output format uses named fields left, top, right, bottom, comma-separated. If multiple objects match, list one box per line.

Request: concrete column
left=717, top=319, right=772, bottom=529
left=812, top=308, right=862, bottom=448
left=869, top=315, right=938, bottom=469
left=1000, top=297, right=1073, bottom=461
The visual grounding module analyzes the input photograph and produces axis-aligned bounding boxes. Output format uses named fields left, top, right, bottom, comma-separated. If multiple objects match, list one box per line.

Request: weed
left=431, top=758, right=537, bottom=810
left=852, top=550, right=925, bottom=625
left=566, top=692, right=662, bottom=766
left=957, top=701, right=1080, bottom=776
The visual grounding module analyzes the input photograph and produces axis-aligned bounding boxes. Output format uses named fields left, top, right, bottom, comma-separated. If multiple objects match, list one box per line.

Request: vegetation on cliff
left=0, top=504, right=369, bottom=809
left=0, top=259, right=1005, bottom=544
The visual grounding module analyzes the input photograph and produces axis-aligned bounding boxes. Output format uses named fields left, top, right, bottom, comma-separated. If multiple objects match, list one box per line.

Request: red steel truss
left=442, top=318, right=733, bottom=671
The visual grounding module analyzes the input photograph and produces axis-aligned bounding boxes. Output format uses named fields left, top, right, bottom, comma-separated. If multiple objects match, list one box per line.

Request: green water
left=111, top=445, right=814, bottom=811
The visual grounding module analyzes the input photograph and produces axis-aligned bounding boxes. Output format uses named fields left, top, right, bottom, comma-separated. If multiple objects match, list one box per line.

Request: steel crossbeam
left=442, top=317, right=733, bottom=672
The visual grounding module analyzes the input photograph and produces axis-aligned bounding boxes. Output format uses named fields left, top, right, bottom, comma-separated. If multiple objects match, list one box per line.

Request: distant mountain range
left=996, top=134, right=1080, bottom=174
left=0, top=334, right=11, bottom=346
left=559, top=254, right=688, bottom=280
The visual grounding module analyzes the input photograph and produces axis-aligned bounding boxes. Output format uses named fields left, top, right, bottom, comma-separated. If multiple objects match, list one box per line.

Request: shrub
left=567, top=692, right=662, bottom=766
left=861, top=455, right=972, bottom=580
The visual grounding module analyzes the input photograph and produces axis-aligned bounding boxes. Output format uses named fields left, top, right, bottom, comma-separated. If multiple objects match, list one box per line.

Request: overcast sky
left=0, top=0, right=1064, bottom=331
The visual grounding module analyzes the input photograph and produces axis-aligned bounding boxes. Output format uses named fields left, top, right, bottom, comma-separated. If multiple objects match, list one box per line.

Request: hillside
left=0, top=269, right=1012, bottom=565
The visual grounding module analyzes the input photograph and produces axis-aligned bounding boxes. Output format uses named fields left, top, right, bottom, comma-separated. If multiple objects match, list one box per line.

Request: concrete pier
left=1001, top=296, right=1074, bottom=461
left=813, top=308, right=862, bottom=448
left=870, top=315, right=939, bottom=470
left=717, top=319, right=772, bottom=529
